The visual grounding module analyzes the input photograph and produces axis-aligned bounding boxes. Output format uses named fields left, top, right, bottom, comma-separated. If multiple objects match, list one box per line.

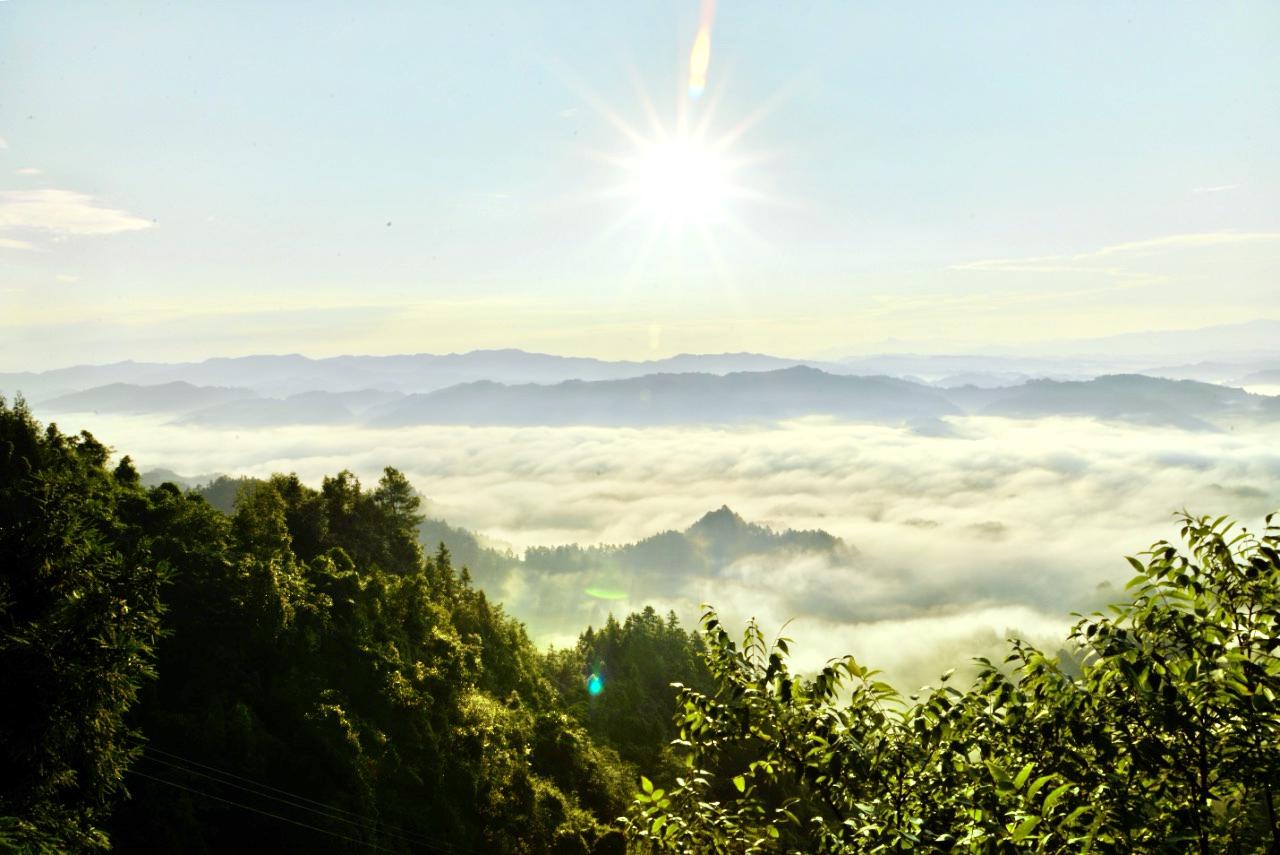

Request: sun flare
left=625, top=134, right=732, bottom=226
left=571, top=0, right=782, bottom=279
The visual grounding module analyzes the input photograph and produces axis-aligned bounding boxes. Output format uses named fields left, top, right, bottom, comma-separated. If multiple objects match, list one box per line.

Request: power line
left=139, top=745, right=471, bottom=854
left=142, top=745, right=367, bottom=819
left=127, top=769, right=404, bottom=853
left=136, top=754, right=448, bottom=852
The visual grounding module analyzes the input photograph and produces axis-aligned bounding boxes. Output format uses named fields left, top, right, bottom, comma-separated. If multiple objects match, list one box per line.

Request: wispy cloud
left=949, top=258, right=1130, bottom=276
left=15, top=167, right=41, bottom=176
left=1192, top=184, right=1238, bottom=194
left=867, top=279, right=1157, bottom=316
left=952, top=231, right=1280, bottom=274
left=1089, top=231, right=1280, bottom=258
left=0, top=137, right=7, bottom=150
left=0, top=188, right=153, bottom=250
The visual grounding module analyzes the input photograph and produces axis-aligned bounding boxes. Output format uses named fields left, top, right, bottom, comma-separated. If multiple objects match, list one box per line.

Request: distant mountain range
left=1014, top=318, right=1280, bottom=360
left=1, top=350, right=832, bottom=401
left=18, top=367, right=1280, bottom=431
left=366, top=367, right=961, bottom=427
left=1245, top=368, right=1280, bottom=386
left=947, top=375, right=1280, bottom=431
left=6, top=325, right=1279, bottom=432
left=41, top=381, right=256, bottom=414
left=4, top=319, right=1279, bottom=403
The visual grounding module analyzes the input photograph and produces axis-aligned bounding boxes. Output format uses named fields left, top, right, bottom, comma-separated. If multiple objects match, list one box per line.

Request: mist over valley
left=13, top=339, right=1277, bottom=689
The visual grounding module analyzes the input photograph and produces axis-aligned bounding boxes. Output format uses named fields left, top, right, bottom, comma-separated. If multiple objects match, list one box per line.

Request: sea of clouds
left=34, top=409, right=1280, bottom=689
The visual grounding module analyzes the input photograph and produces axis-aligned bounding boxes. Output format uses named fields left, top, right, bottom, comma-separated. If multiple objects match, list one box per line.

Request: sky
left=1, top=1, right=1278, bottom=369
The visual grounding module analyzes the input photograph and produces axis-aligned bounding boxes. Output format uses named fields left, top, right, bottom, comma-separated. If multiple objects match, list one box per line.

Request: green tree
left=0, top=399, right=166, bottom=851
left=545, top=607, right=712, bottom=775
left=626, top=511, right=1280, bottom=852
left=109, top=457, right=632, bottom=853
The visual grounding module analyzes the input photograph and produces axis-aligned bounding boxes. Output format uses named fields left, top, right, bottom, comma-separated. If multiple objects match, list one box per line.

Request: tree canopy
left=0, top=399, right=641, bottom=853
left=626, top=513, right=1280, bottom=853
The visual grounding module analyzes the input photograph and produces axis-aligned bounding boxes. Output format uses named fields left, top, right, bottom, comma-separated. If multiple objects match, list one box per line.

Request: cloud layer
left=32, top=410, right=1280, bottom=687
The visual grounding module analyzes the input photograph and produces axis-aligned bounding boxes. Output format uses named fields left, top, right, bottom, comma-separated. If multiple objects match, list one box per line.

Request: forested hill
left=523, top=506, right=852, bottom=576
left=0, top=399, right=707, bottom=853
left=417, top=505, right=853, bottom=591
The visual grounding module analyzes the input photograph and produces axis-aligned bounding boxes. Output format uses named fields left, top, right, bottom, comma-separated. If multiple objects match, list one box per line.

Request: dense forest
left=0, top=398, right=704, bottom=853
left=2, top=396, right=1278, bottom=853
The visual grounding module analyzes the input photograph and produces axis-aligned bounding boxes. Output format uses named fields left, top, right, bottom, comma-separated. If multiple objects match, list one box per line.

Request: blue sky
left=1, top=1, right=1277, bottom=367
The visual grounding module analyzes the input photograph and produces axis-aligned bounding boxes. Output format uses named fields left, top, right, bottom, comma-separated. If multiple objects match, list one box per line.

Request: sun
left=566, top=0, right=785, bottom=278
left=581, top=101, right=774, bottom=282
left=623, top=133, right=732, bottom=227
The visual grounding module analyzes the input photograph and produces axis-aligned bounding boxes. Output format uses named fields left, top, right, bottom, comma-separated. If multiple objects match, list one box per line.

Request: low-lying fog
left=37, top=409, right=1280, bottom=690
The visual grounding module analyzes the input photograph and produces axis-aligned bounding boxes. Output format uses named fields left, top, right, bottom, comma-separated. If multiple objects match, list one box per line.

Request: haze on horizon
left=2, top=1, right=1278, bottom=370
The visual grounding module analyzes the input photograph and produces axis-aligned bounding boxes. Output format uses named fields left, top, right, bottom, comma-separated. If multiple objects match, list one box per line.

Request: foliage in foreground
left=0, top=399, right=642, bottom=853
left=0, top=401, right=166, bottom=852
left=625, top=511, right=1280, bottom=853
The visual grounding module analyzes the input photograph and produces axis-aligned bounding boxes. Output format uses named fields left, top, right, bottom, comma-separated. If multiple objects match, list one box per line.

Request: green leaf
left=1042, top=783, right=1072, bottom=815
left=1064, top=805, right=1091, bottom=826
left=1026, top=774, right=1055, bottom=801
left=1011, top=816, right=1040, bottom=842
left=732, top=775, right=746, bottom=793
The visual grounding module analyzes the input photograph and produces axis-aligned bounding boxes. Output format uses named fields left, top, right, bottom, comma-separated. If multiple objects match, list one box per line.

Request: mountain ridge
left=6, top=321, right=1278, bottom=399
left=26, top=368, right=1279, bottom=431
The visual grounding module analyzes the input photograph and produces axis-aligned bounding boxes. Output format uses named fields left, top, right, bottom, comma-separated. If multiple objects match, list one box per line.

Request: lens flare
left=688, top=30, right=711, bottom=99
left=687, top=0, right=716, bottom=99
left=587, top=673, right=604, bottom=696
left=585, top=585, right=628, bottom=601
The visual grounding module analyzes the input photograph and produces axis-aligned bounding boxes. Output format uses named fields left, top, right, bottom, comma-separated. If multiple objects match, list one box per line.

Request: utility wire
left=127, top=769, right=406, bottom=853
left=136, top=754, right=449, bottom=852
left=133, top=748, right=474, bottom=855
left=142, top=745, right=368, bottom=819
left=139, top=745, right=471, bottom=854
